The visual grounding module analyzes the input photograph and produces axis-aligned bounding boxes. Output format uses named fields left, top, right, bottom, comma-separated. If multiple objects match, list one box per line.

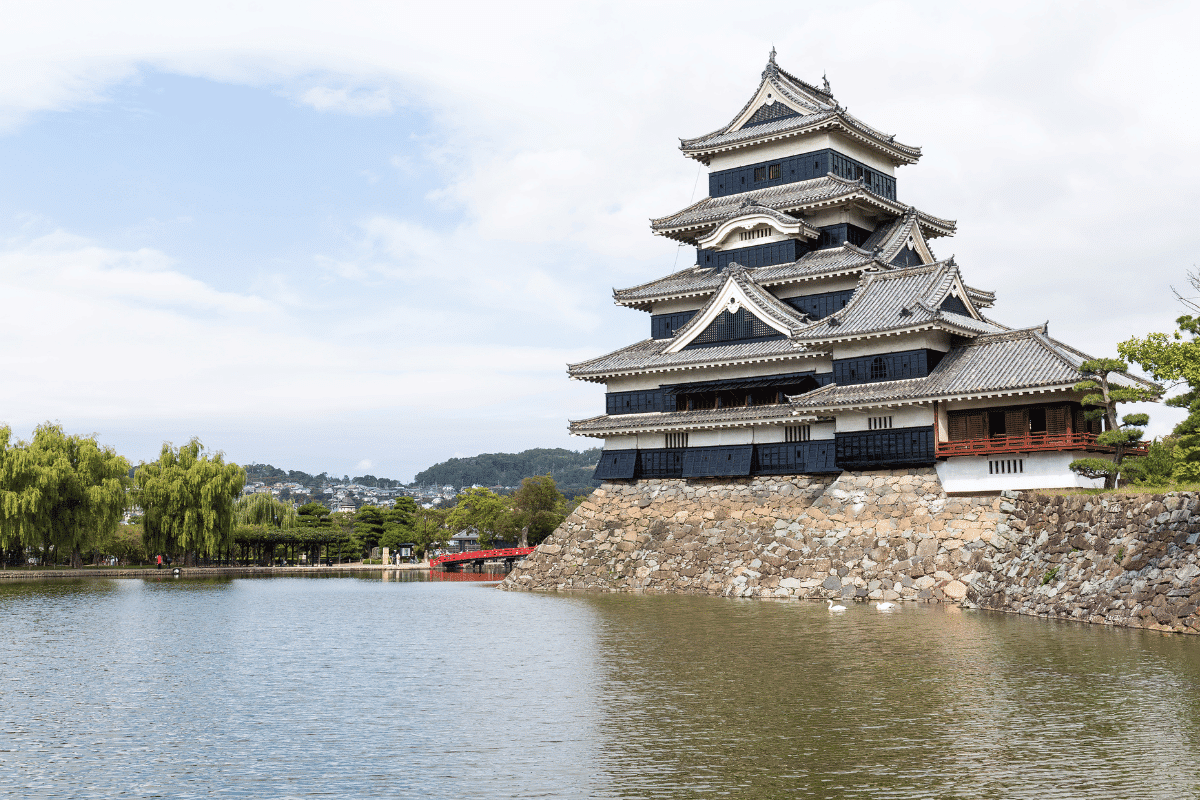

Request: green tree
left=133, top=438, right=246, bottom=565
left=446, top=487, right=509, bottom=549
left=379, top=498, right=418, bottom=553
left=0, top=424, right=130, bottom=568
left=508, top=474, right=567, bottom=547
left=235, top=493, right=298, bottom=529
left=354, top=505, right=387, bottom=553
left=1068, top=359, right=1158, bottom=489
left=411, top=507, right=450, bottom=561
left=1120, top=312, right=1200, bottom=481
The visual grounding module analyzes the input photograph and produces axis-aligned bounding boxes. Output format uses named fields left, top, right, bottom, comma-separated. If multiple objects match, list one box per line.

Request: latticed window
left=870, top=357, right=888, bottom=380
left=690, top=308, right=776, bottom=346
left=785, top=425, right=811, bottom=442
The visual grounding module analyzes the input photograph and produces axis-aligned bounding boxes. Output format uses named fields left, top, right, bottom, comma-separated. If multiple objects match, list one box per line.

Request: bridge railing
left=430, top=547, right=535, bottom=569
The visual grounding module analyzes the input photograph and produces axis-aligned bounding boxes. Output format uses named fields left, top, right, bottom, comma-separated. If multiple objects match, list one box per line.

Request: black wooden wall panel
left=834, top=426, right=935, bottom=469
left=593, top=450, right=638, bottom=480
left=890, top=246, right=923, bottom=267
left=816, top=223, right=873, bottom=249
left=707, top=148, right=896, bottom=200
left=785, top=289, right=855, bottom=320
left=605, top=389, right=676, bottom=415
left=832, top=349, right=944, bottom=385
left=682, top=445, right=754, bottom=477
left=650, top=311, right=697, bottom=340
left=742, top=104, right=801, bottom=128
left=754, top=441, right=839, bottom=474
left=636, top=448, right=685, bottom=479
left=696, top=239, right=808, bottom=271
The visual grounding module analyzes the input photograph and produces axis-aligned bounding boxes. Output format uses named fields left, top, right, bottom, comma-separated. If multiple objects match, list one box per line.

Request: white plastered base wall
left=935, top=451, right=1104, bottom=493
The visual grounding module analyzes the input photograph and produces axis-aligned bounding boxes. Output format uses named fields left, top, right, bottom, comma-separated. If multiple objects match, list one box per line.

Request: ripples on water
left=0, top=575, right=1197, bottom=799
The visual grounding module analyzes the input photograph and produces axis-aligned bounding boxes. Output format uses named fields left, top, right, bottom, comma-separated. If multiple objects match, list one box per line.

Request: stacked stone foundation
left=501, top=469, right=1200, bottom=635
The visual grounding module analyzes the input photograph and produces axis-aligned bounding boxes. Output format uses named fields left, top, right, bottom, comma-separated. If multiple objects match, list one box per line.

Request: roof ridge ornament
left=822, top=72, right=831, bottom=94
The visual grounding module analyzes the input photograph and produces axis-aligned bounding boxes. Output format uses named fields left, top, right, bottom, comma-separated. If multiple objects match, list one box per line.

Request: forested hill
left=413, top=447, right=602, bottom=496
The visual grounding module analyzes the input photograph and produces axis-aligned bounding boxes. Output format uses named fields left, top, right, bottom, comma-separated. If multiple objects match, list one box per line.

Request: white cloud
left=299, top=85, right=391, bottom=115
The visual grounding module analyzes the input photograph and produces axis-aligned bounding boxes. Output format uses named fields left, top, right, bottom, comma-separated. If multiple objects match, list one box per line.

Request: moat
left=2, top=574, right=1198, bottom=798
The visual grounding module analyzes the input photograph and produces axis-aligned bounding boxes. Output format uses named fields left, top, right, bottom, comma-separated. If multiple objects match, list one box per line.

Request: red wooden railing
left=936, top=432, right=1148, bottom=458
left=429, top=547, right=535, bottom=570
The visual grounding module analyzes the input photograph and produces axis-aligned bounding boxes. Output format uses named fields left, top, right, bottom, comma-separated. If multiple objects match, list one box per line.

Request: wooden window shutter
left=948, top=412, right=967, bottom=441
left=1047, top=406, right=1068, bottom=435
left=1004, top=407, right=1029, bottom=437
left=964, top=412, right=986, bottom=440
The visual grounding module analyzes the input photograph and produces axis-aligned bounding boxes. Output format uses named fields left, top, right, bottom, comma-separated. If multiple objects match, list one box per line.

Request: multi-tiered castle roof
left=569, top=52, right=1151, bottom=493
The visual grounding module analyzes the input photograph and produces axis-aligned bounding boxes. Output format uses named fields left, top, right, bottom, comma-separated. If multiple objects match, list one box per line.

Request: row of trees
left=0, top=430, right=245, bottom=568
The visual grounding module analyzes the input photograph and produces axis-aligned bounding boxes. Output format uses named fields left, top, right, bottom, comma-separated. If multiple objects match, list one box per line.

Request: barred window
left=753, top=166, right=767, bottom=182
left=768, top=164, right=781, bottom=180
left=785, top=425, right=811, bottom=442
left=868, top=416, right=893, bottom=431
left=665, top=432, right=688, bottom=449
left=989, top=459, right=1024, bottom=474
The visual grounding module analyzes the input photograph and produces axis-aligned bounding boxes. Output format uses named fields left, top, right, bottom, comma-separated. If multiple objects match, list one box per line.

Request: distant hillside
left=413, top=447, right=602, bottom=497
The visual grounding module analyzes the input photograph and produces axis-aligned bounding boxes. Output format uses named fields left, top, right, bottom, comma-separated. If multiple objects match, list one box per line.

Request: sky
left=0, top=0, right=1197, bottom=481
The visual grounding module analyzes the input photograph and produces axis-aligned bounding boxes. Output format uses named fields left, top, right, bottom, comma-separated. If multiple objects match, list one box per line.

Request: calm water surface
left=1, top=573, right=1198, bottom=799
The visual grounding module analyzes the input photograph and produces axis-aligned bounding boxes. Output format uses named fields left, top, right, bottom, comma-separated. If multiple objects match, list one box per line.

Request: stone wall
left=501, top=471, right=1200, bottom=635
left=967, top=492, right=1200, bottom=634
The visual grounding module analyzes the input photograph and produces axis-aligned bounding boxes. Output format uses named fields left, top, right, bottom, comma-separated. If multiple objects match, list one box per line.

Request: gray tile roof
left=569, top=403, right=805, bottom=437
left=677, top=58, right=921, bottom=165
left=567, top=336, right=821, bottom=383
left=613, top=244, right=878, bottom=308
left=787, top=328, right=1149, bottom=410
left=650, top=174, right=955, bottom=243
left=792, top=261, right=1005, bottom=344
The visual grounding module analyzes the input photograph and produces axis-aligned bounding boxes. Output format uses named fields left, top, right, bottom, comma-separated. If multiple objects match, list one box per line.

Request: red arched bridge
left=430, top=547, right=534, bottom=572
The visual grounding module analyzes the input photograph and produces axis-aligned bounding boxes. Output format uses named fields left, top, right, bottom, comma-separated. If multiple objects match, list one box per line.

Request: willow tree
left=0, top=424, right=129, bottom=568
left=134, top=439, right=245, bottom=566
left=233, top=493, right=298, bottom=565
left=0, top=426, right=41, bottom=564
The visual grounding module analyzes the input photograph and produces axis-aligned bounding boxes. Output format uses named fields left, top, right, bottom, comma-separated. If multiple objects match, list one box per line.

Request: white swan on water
left=827, top=599, right=847, bottom=612
left=875, top=601, right=898, bottom=612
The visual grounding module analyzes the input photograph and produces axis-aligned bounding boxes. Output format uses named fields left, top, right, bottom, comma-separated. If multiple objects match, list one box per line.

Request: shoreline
left=0, top=563, right=431, bottom=581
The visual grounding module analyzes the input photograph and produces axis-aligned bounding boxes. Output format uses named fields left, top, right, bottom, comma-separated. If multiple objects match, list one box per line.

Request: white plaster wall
left=651, top=297, right=707, bottom=315
left=772, top=275, right=861, bottom=298
left=831, top=331, right=951, bottom=359
left=689, top=428, right=753, bottom=447
left=605, top=357, right=833, bottom=393
left=936, top=451, right=1104, bottom=493
left=603, top=435, right=638, bottom=450
left=636, top=433, right=666, bottom=449
left=804, top=206, right=881, bottom=232
left=836, top=406, right=933, bottom=432
left=752, top=425, right=786, bottom=443
left=706, top=132, right=897, bottom=174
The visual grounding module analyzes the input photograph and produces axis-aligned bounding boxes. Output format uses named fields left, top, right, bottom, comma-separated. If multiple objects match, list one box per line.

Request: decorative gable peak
left=664, top=266, right=809, bottom=354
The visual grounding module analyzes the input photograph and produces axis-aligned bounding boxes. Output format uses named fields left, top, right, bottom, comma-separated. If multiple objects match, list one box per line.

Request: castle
left=569, top=52, right=1148, bottom=493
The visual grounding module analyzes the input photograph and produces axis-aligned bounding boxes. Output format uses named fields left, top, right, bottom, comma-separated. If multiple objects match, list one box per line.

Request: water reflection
left=0, top=579, right=1197, bottom=798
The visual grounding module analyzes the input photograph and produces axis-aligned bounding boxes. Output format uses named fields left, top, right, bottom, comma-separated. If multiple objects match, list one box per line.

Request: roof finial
left=1042, top=320, right=1049, bottom=335
left=769, top=46, right=777, bottom=65
left=822, top=72, right=831, bottom=94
